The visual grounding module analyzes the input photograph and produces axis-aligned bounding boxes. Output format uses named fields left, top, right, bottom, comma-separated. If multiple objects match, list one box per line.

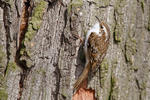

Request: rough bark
left=0, top=0, right=150, bottom=100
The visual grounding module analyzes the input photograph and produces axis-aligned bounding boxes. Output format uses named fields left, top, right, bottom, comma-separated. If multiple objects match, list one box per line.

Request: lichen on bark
left=125, top=38, right=137, bottom=64
left=25, top=0, right=47, bottom=43
left=0, top=0, right=150, bottom=100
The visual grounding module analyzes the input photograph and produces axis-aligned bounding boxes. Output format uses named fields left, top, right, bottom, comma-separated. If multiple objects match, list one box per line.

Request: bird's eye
left=101, top=25, right=103, bottom=29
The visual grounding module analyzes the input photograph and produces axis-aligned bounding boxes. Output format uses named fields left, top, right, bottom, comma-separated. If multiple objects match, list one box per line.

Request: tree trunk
left=0, top=0, right=150, bottom=100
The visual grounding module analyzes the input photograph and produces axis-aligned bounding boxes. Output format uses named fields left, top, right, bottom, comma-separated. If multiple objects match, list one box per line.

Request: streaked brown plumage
left=73, top=19, right=110, bottom=91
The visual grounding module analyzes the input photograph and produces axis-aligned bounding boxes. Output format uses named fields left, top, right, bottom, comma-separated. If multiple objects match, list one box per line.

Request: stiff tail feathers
left=73, top=62, right=91, bottom=91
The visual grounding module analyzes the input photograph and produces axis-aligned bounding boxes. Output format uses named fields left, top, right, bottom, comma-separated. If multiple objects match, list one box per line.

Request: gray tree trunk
left=0, top=0, right=150, bottom=100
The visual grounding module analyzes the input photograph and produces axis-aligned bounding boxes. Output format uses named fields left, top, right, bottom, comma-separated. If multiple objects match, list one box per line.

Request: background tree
left=0, top=0, right=150, bottom=100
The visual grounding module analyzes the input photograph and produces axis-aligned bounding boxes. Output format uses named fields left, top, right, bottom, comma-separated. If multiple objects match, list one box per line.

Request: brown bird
left=73, top=17, right=110, bottom=91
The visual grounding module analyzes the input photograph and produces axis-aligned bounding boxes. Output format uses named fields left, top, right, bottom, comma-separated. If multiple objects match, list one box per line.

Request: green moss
left=61, top=87, right=69, bottom=99
left=4, top=0, right=10, bottom=2
left=130, top=66, right=138, bottom=72
left=148, top=16, right=150, bottom=31
left=20, top=0, right=47, bottom=61
left=0, top=24, right=2, bottom=29
left=108, top=73, right=118, bottom=100
left=100, top=59, right=109, bottom=87
left=70, top=0, right=83, bottom=7
left=111, top=77, right=118, bottom=99
left=5, top=62, right=18, bottom=75
left=0, top=76, right=8, bottom=100
left=67, top=0, right=83, bottom=14
left=20, top=47, right=26, bottom=56
left=112, top=59, right=118, bottom=69
left=61, top=91, right=67, bottom=99
left=0, top=75, right=7, bottom=90
left=0, top=46, right=7, bottom=97
left=108, top=75, right=113, bottom=100
left=25, top=0, right=47, bottom=43
left=0, top=45, right=5, bottom=64
left=0, top=89, right=8, bottom=100
left=4, top=0, right=13, bottom=6
left=142, top=90, right=146, bottom=98
left=140, top=0, right=144, bottom=13
left=141, top=81, right=146, bottom=90
left=113, top=0, right=126, bottom=43
left=108, top=59, right=119, bottom=100
left=113, top=25, right=122, bottom=43
left=125, top=39, right=137, bottom=64
left=125, top=51, right=132, bottom=63
left=36, top=67, right=46, bottom=75
left=0, top=75, right=5, bottom=84
left=111, top=76, right=116, bottom=88
left=31, top=76, right=36, bottom=84
left=115, top=0, right=126, bottom=15
left=114, top=28, right=121, bottom=42
left=9, top=62, right=17, bottom=71
left=102, top=0, right=110, bottom=6
left=93, top=0, right=110, bottom=7
left=4, top=0, right=10, bottom=3
left=101, top=59, right=109, bottom=71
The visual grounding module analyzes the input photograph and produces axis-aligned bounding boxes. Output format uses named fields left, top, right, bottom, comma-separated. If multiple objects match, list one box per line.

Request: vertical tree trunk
left=0, top=0, right=150, bottom=100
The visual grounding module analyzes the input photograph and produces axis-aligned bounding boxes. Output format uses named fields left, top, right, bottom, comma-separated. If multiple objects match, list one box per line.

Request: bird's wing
left=87, top=32, right=109, bottom=71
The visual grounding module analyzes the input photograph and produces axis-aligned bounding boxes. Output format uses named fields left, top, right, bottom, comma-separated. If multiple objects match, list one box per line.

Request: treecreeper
left=73, top=17, right=110, bottom=91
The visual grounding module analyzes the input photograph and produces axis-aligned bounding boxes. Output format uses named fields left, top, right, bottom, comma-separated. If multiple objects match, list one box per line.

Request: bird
left=73, top=17, right=110, bottom=91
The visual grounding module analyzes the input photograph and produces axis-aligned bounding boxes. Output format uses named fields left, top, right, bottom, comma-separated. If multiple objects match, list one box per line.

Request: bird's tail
left=73, top=62, right=91, bottom=91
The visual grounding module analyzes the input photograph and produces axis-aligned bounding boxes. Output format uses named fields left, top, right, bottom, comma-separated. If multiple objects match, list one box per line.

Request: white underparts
left=84, top=22, right=100, bottom=63
left=103, top=26, right=108, bottom=41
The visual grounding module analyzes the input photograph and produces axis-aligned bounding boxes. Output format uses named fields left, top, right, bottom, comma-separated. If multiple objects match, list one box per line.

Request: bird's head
left=95, top=16, right=110, bottom=41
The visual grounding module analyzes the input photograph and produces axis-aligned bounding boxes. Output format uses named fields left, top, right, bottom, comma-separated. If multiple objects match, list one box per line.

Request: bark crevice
left=0, top=1, right=11, bottom=76
left=108, top=73, right=114, bottom=100
left=53, top=62, right=61, bottom=100
left=15, top=0, right=20, bottom=17
left=113, top=9, right=118, bottom=43
left=135, top=78, right=142, bottom=100
left=15, top=0, right=34, bottom=99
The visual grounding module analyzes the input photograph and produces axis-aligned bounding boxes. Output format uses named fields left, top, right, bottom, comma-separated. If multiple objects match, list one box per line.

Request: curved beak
left=95, top=16, right=101, bottom=23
